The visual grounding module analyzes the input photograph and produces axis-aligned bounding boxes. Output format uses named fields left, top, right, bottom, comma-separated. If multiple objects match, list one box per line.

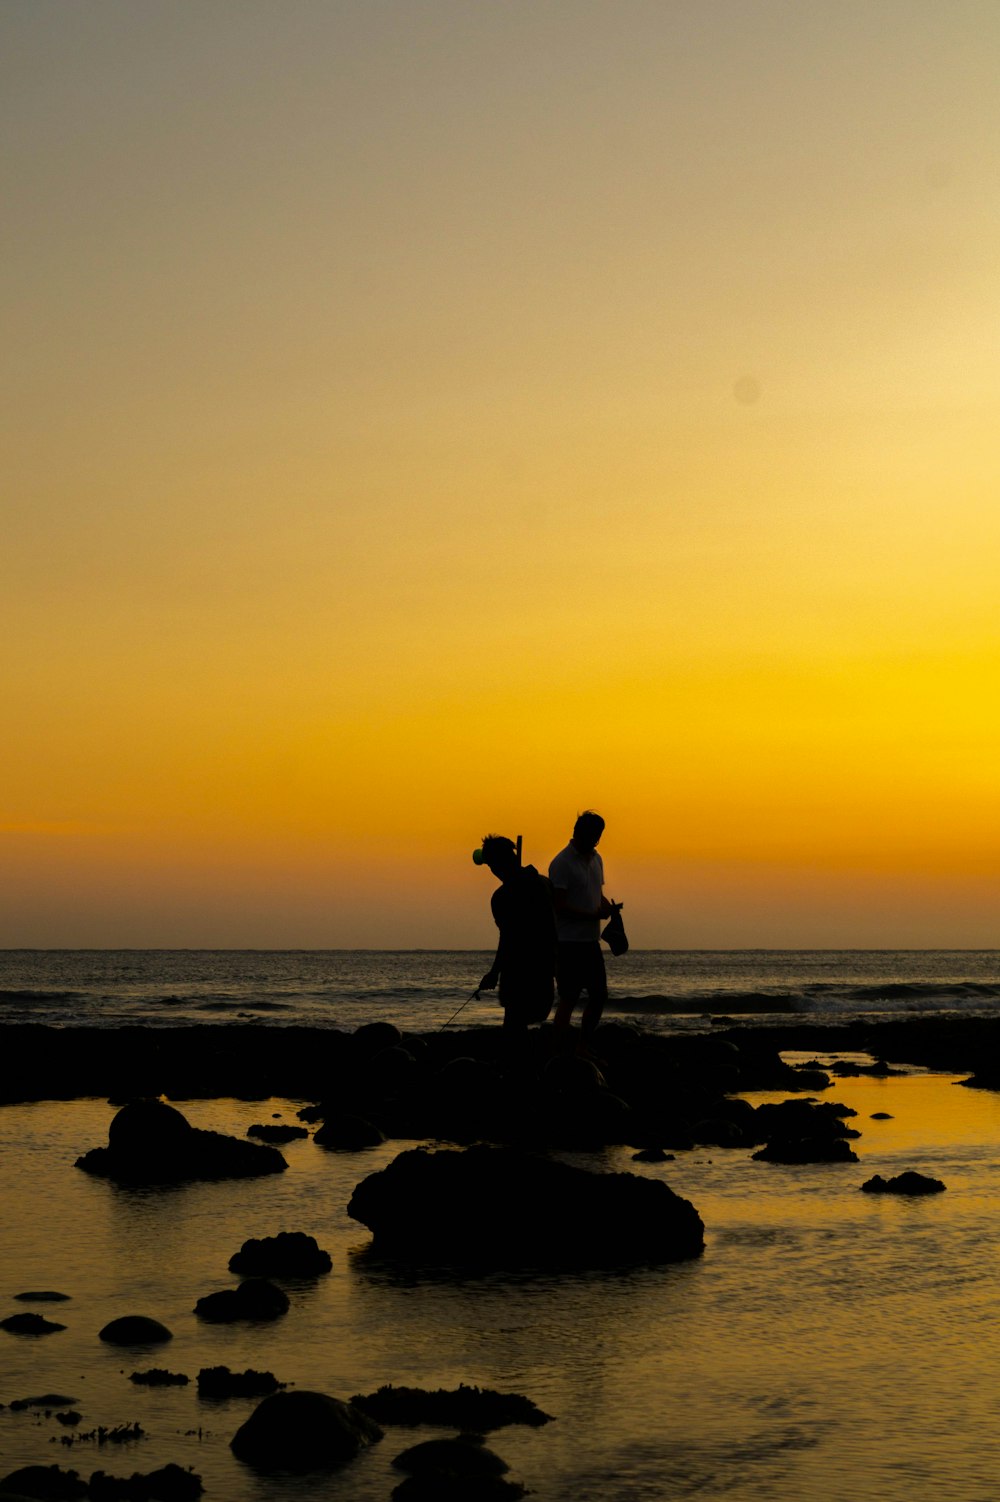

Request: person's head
left=479, top=834, right=520, bottom=881
left=572, top=810, right=605, bottom=854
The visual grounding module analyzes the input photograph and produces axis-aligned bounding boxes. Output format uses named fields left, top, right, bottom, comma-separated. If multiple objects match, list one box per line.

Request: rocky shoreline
left=1, top=1015, right=998, bottom=1109
left=3, top=1015, right=1000, bottom=1170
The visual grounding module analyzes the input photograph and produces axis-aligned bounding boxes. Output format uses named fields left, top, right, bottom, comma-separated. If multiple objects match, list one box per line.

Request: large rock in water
left=75, top=1100, right=286, bottom=1184
left=347, top=1145, right=704, bottom=1265
left=230, top=1390, right=383, bottom=1471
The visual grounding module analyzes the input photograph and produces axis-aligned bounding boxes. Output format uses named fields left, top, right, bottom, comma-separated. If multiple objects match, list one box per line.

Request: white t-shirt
left=548, top=843, right=605, bottom=943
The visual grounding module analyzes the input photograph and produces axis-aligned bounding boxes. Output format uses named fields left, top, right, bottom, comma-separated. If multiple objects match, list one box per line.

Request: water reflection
left=7, top=1074, right=1000, bottom=1499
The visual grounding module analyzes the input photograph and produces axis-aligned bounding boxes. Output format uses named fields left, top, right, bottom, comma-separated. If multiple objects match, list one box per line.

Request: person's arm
left=480, top=889, right=508, bottom=989
left=479, top=941, right=502, bottom=991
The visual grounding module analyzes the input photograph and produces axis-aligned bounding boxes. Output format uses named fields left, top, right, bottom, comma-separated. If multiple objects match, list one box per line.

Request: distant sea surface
left=2, top=949, right=999, bottom=1032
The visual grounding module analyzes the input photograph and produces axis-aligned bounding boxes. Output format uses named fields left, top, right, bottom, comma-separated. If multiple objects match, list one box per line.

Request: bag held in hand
left=601, top=902, right=628, bottom=956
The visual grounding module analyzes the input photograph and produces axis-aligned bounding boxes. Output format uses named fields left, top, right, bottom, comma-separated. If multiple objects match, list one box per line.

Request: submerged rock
left=230, top=1390, right=383, bottom=1471
left=350, top=1383, right=552, bottom=1430
left=1, top=1313, right=67, bottom=1335
left=751, top=1098, right=861, bottom=1164
left=228, top=1231, right=332, bottom=1277
left=197, top=1367, right=284, bottom=1399
left=194, top=1279, right=288, bottom=1324
left=75, top=1100, right=286, bottom=1185
left=87, top=1464, right=202, bottom=1501
left=390, top=1435, right=527, bottom=1500
left=313, top=1111, right=386, bottom=1150
left=347, top=1144, right=705, bottom=1265
left=101, top=1469, right=193, bottom=1501
left=129, top=1371, right=189, bottom=1387
left=392, top=1478, right=527, bottom=1501
left=392, top=1434, right=508, bottom=1476
left=14, top=1291, right=71, bottom=1303
left=99, top=1317, right=172, bottom=1346
left=9, top=1395, right=79, bottom=1412
left=0, top=1466, right=87, bottom=1499
left=861, top=1171, right=946, bottom=1195
left=246, top=1123, right=308, bottom=1143
left=752, top=1138, right=859, bottom=1164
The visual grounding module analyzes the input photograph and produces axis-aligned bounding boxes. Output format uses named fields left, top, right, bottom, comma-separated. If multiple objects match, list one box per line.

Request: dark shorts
left=555, top=941, right=608, bottom=1005
left=499, top=970, right=554, bottom=1026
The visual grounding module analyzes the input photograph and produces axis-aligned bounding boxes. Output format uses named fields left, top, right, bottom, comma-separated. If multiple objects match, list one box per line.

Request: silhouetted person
left=477, top=835, right=556, bottom=1034
left=549, top=811, right=613, bottom=1048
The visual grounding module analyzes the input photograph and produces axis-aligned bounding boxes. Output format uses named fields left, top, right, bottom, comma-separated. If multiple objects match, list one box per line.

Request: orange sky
left=3, top=1, right=998, bottom=947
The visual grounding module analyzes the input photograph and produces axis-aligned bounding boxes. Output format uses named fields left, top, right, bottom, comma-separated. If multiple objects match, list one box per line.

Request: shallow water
left=4, top=1066, right=1000, bottom=1499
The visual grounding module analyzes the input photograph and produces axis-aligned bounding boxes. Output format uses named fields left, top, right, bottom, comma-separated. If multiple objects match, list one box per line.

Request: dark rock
left=348, top=1144, right=704, bottom=1265
left=87, top=1464, right=202, bottom=1501
left=754, top=1099, right=858, bottom=1138
left=392, top=1477, right=526, bottom=1501
left=230, top=1390, right=383, bottom=1471
left=957, top=1070, right=1000, bottom=1090
left=246, top=1124, right=308, bottom=1143
left=350, top=1383, right=552, bottom=1430
left=366, top=1046, right=420, bottom=1095
left=831, top=1057, right=905, bottom=1077
left=99, top=1317, right=172, bottom=1346
left=56, top=1413, right=81, bottom=1426
left=691, top=1116, right=746, bottom=1148
left=197, top=1367, right=284, bottom=1399
left=353, top=1022, right=404, bottom=1058
left=9, top=1396, right=79, bottom=1412
left=228, top=1231, right=332, bottom=1277
left=861, top=1171, right=946, bottom=1195
left=870, top=1112, right=893, bottom=1120
left=392, top=1434, right=507, bottom=1476
left=631, top=1147, right=674, bottom=1163
left=751, top=1098, right=861, bottom=1163
left=0, top=1466, right=87, bottom=1499
left=313, top=1112, right=386, bottom=1150
left=194, top=1279, right=288, bottom=1323
left=129, top=1371, right=189, bottom=1387
left=1, top=1313, right=66, bottom=1335
left=752, top=1138, right=859, bottom=1164
left=76, top=1100, right=286, bottom=1185
left=14, top=1292, right=71, bottom=1303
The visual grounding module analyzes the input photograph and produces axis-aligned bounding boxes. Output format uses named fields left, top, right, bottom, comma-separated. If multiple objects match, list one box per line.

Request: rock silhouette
left=75, top=1100, right=286, bottom=1185
left=861, top=1171, right=946, bottom=1195
left=348, top=1144, right=704, bottom=1265
left=194, top=1279, right=288, bottom=1324
left=227, top=1232, right=331, bottom=1277
left=1, top=1313, right=66, bottom=1335
left=98, top=1317, right=172, bottom=1346
left=230, top=1390, right=383, bottom=1471
left=350, top=1383, right=552, bottom=1430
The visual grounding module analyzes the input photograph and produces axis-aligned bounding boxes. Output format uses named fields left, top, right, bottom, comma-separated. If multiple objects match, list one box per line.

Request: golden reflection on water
left=3, top=1068, right=1000, bottom=1499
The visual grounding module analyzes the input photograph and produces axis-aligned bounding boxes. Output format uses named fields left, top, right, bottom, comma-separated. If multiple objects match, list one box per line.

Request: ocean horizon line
left=2, top=946, right=999, bottom=956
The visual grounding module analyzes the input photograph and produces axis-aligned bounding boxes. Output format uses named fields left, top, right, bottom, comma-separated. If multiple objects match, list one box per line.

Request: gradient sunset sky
left=4, top=1, right=998, bottom=948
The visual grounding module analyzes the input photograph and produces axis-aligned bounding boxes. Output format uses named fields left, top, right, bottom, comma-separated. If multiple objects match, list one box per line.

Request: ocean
left=5, top=951, right=1000, bottom=1499
left=2, top=948, right=1000, bottom=1031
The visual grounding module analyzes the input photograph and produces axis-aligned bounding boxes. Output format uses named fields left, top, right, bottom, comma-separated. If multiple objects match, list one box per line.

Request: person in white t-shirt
left=547, top=811, right=613, bottom=1046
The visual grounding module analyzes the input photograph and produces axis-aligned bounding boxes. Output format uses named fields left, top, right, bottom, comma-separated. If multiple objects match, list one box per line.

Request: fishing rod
left=438, top=988, right=482, bottom=1031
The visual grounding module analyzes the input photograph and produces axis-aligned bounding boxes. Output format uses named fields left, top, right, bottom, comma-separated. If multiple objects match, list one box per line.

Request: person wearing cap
left=548, top=811, right=613, bottom=1047
left=475, top=836, right=556, bottom=1034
